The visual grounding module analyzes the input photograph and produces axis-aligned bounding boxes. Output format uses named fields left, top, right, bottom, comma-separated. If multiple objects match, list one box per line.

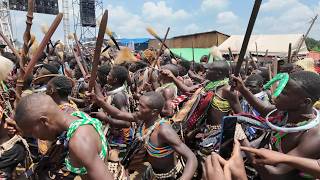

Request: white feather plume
left=210, top=46, right=223, bottom=61
left=0, top=56, right=14, bottom=81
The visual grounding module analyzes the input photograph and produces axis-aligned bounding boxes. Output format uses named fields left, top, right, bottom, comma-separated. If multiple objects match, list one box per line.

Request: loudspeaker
left=9, top=0, right=59, bottom=15
left=80, top=0, right=96, bottom=27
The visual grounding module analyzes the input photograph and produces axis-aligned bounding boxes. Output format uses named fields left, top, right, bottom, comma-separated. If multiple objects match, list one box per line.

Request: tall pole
left=291, top=15, right=318, bottom=61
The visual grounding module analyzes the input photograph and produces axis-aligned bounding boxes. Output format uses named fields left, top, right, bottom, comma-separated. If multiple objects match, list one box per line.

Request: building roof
left=218, top=34, right=309, bottom=56
left=172, top=30, right=230, bottom=39
left=118, top=38, right=150, bottom=44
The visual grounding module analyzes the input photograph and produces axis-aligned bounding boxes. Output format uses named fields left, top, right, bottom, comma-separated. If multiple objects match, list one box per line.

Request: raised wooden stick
left=0, top=32, right=21, bottom=61
left=73, top=33, right=89, bottom=74
left=192, top=41, right=195, bottom=68
left=16, top=0, right=34, bottom=98
left=228, top=47, right=234, bottom=61
left=233, top=0, right=262, bottom=77
left=146, top=27, right=176, bottom=60
left=88, top=10, right=108, bottom=92
left=23, top=13, right=63, bottom=80
left=72, top=49, right=87, bottom=77
left=287, top=43, right=292, bottom=63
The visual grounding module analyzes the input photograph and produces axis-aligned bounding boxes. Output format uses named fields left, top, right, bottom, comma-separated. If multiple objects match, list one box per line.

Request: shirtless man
left=230, top=71, right=320, bottom=180
left=14, top=94, right=113, bottom=180
left=88, top=91, right=197, bottom=179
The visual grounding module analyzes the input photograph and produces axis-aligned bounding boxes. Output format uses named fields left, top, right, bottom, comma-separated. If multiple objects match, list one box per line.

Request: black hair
left=23, top=74, right=34, bottom=90
left=161, top=64, right=179, bottom=77
left=179, top=60, right=191, bottom=71
left=15, top=93, right=47, bottom=126
left=48, top=76, right=73, bottom=98
left=290, top=71, right=320, bottom=102
left=194, top=63, right=203, bottom=73
left=177, top=65, right=188, bottom=76
left=111, top=65, right=128, bottom=85
left=49, top=60, right=62, bottom=70
left=129, top=61, right=148, bottom=72
left=212, top=61, right=230, bottom=76
left=246, top=74, right=264, bottom=85
left=97, top=64, right=111, bottom=78
left=42, top=64, right=59, bottom=74
left=257, top=67, right=270, bottom=83
left=279, top=63, right=294, bottom=73
left=143, top=91, right=165, bottom=111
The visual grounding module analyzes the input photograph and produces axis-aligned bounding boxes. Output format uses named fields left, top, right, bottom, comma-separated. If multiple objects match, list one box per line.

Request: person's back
left=14, top=94, right=113, bottom=180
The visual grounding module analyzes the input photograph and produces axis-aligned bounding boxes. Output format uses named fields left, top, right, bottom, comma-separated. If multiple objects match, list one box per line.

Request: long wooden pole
left=291, top=15, right=318, bottom=62
left=228, top=47, right=234, bottom=61
left=88, top=10, right=108, bottom=92
left=156, top=27, right=170, bottom=69
left=73, top=49, right=87, bottom=77
left=192, top=41, right=195, bottom=68
left=23, top=13, right=63, bottom=80
left=287, top=43, right=292, bottom=63
left=73, top=33, right=89, bottom=74
left=233, top=0, right=262, bottom=77
left=16, top=0, right=34, bottom=99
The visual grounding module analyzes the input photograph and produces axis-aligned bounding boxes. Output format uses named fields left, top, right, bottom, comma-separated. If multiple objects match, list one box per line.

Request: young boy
left=87, top=91, right=197, bottom=179
left=230, top=71, right=320, bottom=180
left=14, top=94, right=113, bottom=180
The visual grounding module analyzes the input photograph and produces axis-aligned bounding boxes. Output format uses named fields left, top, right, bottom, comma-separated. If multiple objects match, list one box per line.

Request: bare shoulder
left=158, top=123, right=181, bottom=144
left=68, top=125, right=101, bottom=156
left=295, top=125, right=320, bottom=157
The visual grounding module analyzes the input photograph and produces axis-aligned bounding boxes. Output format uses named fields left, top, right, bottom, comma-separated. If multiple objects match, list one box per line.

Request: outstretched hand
left=241, top=146, right=286, bottom=165
left=85, top=91, right=104, bottom=106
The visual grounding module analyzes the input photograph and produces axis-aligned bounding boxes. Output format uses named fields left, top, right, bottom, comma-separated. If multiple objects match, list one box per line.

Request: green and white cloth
left=65, top=111, right=108, bottom=175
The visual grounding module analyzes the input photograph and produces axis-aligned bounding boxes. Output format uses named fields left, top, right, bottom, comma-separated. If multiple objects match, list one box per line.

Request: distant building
left=148, top=30, right=229, bottom=49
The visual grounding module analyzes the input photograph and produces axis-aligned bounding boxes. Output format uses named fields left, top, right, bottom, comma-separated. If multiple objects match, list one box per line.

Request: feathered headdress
left=0, top=56, right=14, bottom=81
left=210, top=46, right=224, bottom=61
left=114, top=47, right=138, bottom=65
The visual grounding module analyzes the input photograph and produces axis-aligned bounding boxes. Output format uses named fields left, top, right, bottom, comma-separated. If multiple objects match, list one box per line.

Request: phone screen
left=219, top=116, right=237, bottom=159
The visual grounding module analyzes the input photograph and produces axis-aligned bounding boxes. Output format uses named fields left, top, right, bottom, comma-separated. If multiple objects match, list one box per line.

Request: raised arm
left=242, top=128, right=320, bottom=179
left=160, top=69, right=199, bottom=93
left=241, top=147, right=320, bottom=178
left=232, top=75, right=275, bottom=117
left=159, top=124, right=198, bottom=180
left=86, top=92, right=136, bottom=122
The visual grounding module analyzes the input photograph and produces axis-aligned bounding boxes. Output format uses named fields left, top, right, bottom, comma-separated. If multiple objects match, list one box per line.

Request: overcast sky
left=9, top=0, right=320, bottom=43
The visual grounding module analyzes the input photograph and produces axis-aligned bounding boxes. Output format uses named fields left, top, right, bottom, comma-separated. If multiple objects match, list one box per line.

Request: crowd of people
left=0, top=29, right=319, bottom=180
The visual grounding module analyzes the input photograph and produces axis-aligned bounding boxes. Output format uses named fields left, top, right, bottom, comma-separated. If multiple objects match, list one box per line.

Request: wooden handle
left=23, top=13, right=63, bottom=80
left=88, top=10, right=108, bottom=92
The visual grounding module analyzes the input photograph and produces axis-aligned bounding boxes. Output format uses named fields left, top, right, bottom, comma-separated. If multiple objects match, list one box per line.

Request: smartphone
left=219, top=116, right=237, bottom=159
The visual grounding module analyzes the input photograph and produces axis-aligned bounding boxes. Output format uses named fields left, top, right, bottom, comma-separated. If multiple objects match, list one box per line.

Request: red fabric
left=315, top=66, right=320, bottom=73
left=187, top=91, right=214, bottom=129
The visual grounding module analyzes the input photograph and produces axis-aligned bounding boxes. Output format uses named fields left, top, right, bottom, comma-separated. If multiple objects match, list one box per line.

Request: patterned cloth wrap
left=65, top=111, right=108, bottom=175
left=184, top=79, right=229, bottom=131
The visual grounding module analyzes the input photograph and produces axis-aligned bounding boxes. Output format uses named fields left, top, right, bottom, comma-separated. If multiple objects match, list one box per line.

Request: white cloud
left=261, top=0, right=297, bottom=12
left=257, top=0, right=316, bottom=35
left=107, top=5, right=146, bottom=38
left=142, top=1, right=189, bottom=21
left=201, top=0, right=229, bottom=11
left=185, top=23, right=200, bottom=34
left=217, top=11, right=238, bottom=24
